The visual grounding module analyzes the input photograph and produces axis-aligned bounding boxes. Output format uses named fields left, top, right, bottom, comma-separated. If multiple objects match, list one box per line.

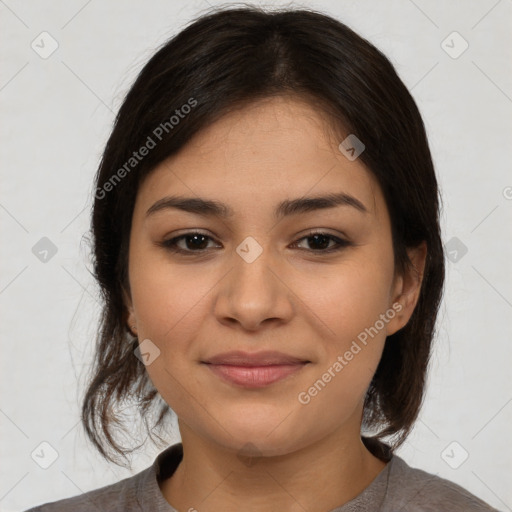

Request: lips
left=202, top=351, right=310, bottom=388
left=203, top=350, right=309, bottom=366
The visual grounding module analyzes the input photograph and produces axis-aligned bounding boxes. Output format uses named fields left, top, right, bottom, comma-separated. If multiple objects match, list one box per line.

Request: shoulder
left=383, top=455, right=500, bottom=512
left=23, top=467, right=150, bottom=512
left=23, top=443, right=183, bottom=512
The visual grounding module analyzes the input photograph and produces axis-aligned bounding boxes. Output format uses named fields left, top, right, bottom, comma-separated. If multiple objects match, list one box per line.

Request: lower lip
left=204, top=363, right=307, bottom=388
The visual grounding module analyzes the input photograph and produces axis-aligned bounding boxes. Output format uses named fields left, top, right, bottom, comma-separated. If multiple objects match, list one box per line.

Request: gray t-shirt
left=25, top=442, right=501, bottom=511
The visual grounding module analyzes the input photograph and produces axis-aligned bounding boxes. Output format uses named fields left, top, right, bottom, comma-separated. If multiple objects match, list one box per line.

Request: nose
left=213, top=241, right=294, bottom=332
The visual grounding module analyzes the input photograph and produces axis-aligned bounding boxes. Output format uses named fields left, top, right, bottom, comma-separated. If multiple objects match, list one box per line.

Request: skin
left=125, top=95, right=426, bottom=512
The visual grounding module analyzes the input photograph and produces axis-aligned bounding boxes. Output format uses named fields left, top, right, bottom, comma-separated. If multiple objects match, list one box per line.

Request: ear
left=122, top=283, right=137, bottom=336
left=386, top=241, right=427, bottom=336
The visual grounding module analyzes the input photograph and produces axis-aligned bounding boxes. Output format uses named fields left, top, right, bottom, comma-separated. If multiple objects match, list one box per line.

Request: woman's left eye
left=159, top=231, right=351, bottom=255
left=291, top=232, right=351, bottom=253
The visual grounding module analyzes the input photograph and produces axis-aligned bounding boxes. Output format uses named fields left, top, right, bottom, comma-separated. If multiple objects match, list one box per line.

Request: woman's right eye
left=159, top=232, right=221, bottom=254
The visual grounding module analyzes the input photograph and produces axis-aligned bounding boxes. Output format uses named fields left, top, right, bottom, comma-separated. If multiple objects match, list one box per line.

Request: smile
left=202, top=362, right=309, bottom=388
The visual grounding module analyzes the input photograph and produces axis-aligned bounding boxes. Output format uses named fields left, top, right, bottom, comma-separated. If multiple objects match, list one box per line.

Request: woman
left=26, top=5, right=500, bottom=511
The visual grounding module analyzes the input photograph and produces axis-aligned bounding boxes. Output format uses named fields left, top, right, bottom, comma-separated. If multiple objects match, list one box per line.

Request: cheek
left=129, top=245, right=219, bottom=344
left=297, top=254, right=395, bottom=400
left=129, top=257, right=215, bottom=418
left=304, top=258, right=395, bottom=344
left=295, top=265, right=392, bottom=420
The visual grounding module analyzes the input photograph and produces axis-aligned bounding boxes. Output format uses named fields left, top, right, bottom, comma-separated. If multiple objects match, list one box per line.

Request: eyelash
left=158, top=230, right=351, bottom=256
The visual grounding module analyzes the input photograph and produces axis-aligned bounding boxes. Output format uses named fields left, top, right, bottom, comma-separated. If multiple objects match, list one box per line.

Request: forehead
left=135, top=96, right=381, bottom=218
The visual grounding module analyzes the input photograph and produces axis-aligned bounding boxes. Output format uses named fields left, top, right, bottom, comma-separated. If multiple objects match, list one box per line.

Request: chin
left=207, top=413, right=309, bottom=458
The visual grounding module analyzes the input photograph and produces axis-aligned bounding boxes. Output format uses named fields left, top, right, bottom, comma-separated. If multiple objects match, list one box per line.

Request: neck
left=160, top=424, right=388, bottom=512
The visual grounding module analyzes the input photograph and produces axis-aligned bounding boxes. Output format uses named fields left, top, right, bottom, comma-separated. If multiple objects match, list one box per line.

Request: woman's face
left=126, top=96, right=417, bottom=457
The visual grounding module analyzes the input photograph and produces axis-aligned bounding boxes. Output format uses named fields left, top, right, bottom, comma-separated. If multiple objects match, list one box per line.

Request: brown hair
left=83, top=5, right=445, bottom=466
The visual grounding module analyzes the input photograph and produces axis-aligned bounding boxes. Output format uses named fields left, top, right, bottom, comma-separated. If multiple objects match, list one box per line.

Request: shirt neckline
left=138, top=440, right=395, bottom=512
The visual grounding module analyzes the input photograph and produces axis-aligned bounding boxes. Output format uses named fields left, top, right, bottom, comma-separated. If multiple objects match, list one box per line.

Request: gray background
left=1, top=0, right=511, bottom=510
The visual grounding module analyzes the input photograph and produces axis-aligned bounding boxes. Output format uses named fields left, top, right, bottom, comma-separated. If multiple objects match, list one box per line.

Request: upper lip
left=202, top=350, right=310, bottom=366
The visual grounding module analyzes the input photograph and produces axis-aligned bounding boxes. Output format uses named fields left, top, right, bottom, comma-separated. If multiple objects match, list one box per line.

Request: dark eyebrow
left=146, top=192, right=368, bottom=219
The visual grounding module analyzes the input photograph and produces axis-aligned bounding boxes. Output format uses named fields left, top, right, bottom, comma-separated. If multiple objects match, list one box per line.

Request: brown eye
left=292, top=232, right=351, bottom=253
left=159, top=230, right=350, bottom=256
left=160, top=232, right=221, bottom=253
